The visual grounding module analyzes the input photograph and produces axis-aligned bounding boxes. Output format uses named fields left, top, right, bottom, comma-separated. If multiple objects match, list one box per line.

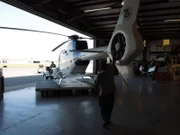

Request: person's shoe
left=108, top=121, right=116, bottom=127
left=103, top=121, right=111, bottom=128
left=109, top=121, right=114, bottom=125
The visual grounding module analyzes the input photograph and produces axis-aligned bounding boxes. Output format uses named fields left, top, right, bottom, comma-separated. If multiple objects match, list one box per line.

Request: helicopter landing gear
left=43, top=74, right=48, bottom=80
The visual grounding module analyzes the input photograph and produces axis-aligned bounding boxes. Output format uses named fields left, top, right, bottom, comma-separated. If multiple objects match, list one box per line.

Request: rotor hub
left=68, top=35, right=80, bottom=40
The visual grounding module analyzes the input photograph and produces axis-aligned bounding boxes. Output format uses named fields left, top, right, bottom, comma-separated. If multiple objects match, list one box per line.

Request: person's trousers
left=99, top=92, right=115, bottom=122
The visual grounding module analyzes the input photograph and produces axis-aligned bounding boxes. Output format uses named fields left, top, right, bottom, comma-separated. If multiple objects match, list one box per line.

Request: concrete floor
left=0, top=77, right=180, bottom=135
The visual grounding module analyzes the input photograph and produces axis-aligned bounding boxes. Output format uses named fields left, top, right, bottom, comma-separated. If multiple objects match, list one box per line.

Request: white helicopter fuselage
left=58, top=40, right=107, bottom=75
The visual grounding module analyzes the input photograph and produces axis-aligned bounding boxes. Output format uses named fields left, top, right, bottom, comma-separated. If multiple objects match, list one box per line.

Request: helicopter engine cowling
left=107, top=0, right=143, bottom=66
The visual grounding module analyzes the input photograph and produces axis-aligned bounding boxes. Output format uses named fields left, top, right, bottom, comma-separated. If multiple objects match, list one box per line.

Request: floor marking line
left=2, top=113, right=41, bottom=131
left=5, top=83, right=35, bottom=91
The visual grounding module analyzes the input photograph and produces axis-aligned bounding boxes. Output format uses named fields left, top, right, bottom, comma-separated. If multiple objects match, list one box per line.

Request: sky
left=0, top=1, right=93, bottom=61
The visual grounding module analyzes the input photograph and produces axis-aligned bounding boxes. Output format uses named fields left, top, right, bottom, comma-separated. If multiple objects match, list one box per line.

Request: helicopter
left=139, top=53, right=171, bottom=79
left=0, top=0, right=143, bottom=86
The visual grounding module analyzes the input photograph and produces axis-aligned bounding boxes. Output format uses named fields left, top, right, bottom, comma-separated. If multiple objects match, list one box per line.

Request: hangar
left=2, top=0, right=180, bottom=40
left=0, top=0, right=180, bottom=134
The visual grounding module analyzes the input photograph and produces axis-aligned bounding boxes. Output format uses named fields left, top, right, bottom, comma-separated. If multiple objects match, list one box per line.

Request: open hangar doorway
left=0, top=1, right=94, bottom=92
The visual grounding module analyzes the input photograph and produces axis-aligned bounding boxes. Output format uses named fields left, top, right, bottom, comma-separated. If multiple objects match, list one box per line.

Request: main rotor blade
left=52, top=40, right=70, bottom=51
left=0, top=26, right=68, bottom=37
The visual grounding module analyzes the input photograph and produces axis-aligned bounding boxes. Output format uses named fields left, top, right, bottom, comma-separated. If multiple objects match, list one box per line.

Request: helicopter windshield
left=76, top=41, right=88, bottom=50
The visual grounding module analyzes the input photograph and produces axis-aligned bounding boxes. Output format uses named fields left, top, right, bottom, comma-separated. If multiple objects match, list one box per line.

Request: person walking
left=94, top=60, right=116, bottom=128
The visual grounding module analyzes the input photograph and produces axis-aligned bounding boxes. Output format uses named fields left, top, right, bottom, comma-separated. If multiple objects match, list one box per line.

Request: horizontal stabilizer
left=69, top=50, right=103, bottom=53
left=69, top=46, right=107, bottom=54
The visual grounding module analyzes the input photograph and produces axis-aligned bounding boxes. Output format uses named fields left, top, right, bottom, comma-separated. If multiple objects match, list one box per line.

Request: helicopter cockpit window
left=76, top=41, right=88, bottom=50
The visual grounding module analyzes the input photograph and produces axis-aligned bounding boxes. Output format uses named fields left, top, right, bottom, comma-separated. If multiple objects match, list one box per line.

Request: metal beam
left=74, top=0, right=120, bottom=7
left=142, top=32, right=180, bottom=39
left=91, top=16, right=118, bottom=22
left=101, top=30, right=114, bottom=33
left=49, top=1, right=116, bottom=37
left=102, top=34, right=112, bottom=38
left=139, top=14, right=180, bottom=22
left=142, top=28, right=180, bottom=33
left=91, top=14, right=119, bottom=20
left=139, top=12, right=180, bottom=19
left=86, top=24, right=115, bottom=32
left=87, top=13, right=119, bottom=18
left=143, top=33, right=180, bottom=38
left=143, top=31, right=180, bottom=35
left=144, top=36, right=180, bottom=40
left=139, top=1, right=180, bottom=11
left=67, top=13, right=119, bottom=23
left=78, top=2, right=121, bottom=11
left=143, top=33, right=180, bottom=36
left=140, top=21, right=180, bottom=26
left=94, top=20, right=117, bottom=25
left=86, top=8, right=120, bottom=16
left=35, top=0, right=53, bottom=6
left=66, top=13, right=87, bottom=22
left=66, top=4, right=119, bottom=22
left=140, top=0, right=168, bottom=5
left=141, top=24, right=180, bottom=30
left=138, top=9, right=180, bottom=17
left=47, top=0, right=97, bottom=33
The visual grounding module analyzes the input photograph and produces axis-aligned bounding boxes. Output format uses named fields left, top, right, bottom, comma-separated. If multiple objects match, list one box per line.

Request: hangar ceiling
left=1, top=0, right=180, bottom=40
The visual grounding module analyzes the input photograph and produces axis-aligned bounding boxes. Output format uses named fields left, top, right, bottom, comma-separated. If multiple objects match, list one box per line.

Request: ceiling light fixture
left=84, top=7, right=111, bottom=13
left=164, top=19, right=180, bottom=22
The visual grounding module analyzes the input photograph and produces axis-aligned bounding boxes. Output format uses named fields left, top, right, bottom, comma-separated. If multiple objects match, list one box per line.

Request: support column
left=0, top=68, right=4, bottom=100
